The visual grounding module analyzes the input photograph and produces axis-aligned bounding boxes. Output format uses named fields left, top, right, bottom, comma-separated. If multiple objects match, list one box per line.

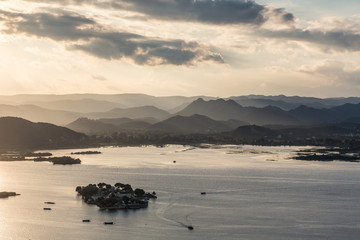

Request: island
left=0, top=191, right=20, bottom=198
left=76, top=183, right=157, bottom=210
left=23, top=152, right=53, bottom=157
left=293, top=147, right=360, bottom=163
left=0, top=153, right=81, bottom=165
left=34, top=156, right=81, bottom=165
left=71, top=151, right=102, bottom=155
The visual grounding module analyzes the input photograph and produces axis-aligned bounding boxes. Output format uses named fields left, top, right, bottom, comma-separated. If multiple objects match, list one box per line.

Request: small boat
left=82, top=219, right=91, bottom=223
left=44, top=202, right=55, bottom=204
left=104, top=222, right=114, bottom=225
left=173, top=160, right=176, bottom=163
left=43, top=208, right=52, bottom=210
left=201, top=192, right=206, bottom=195
left=187, top=226, right=194, bottom=230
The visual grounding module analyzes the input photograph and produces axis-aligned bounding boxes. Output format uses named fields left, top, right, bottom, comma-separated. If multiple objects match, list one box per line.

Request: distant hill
left=149, top=114, right=237, bottom=134
left=225, top=123, right=360, bottom=141
left=289, top=103, right=360, bottom=124
left=1, top=94, right=360, bottom=128
left=87, top=106, right=171, bottom=121
left=98, top=117, right=158, bottom=125
left=67, top=117, right=152, bottom=134
left=176, top=98, right=299, bottom=125
left=0, top=104, right=167, bottom=126
left=0, top=117, right=87, bottom=149
left=1, top=93, right=359, bottom=112
left=29, top=99, right=123, bottom=113
left=97, top=117, right=152, bottom=131
left=0, top=104, right=81, bottom=126
left=228, top=125, right=278, bottom=139
left=0, top=93, right=215, bottom=111
left=230, top=95, right=360, bottom=109
left=66, top=118, right=118, bottom=135
left=228, top=98, right=301, bottom=110
left=117, top=121, right=151, bottom=130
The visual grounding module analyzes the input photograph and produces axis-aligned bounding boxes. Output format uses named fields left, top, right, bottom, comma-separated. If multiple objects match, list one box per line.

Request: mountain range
left=1, top=94, right=360, bottom=136
left=0, top=93, right=359, bottom=112
left=176, top=98, right=299, bottom=125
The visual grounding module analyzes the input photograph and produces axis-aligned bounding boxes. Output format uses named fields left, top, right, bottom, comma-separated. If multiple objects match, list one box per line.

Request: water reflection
left=0, top=145, right=359, bottom=240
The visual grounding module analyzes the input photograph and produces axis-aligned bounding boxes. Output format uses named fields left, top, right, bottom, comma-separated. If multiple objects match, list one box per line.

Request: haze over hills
left=149, top=114, right=238, bottom=134
left=1, top=94, right=360, bottom=133
left=0, top=104, right=81, bottom=126
left=0, top=104, right=171, bottom=126
left=66, top=114, right=246, bottom=135
left=1, top=94, right=359, bottom=113
left=229, top=95, right=360, bottom=110
left=176, top=98, right=299, bottom=125
left=289, top=103, right=360, bottom=124
left=29, top=99, right=124, bottom=113
left=66, top=118, right=119, bottom=135
left=98, top=117, right=158, bottom=125
left=86, top=106, right=171, bottom=120
left=0, top=94, right=214, bottom=112
left=0, top=117, right=87, bottom=149
left=66, top=117, right=152, bottom=135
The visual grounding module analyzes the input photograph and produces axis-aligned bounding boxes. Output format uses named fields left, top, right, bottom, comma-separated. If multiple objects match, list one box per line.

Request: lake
left=0, top=145, right=359, bottom=240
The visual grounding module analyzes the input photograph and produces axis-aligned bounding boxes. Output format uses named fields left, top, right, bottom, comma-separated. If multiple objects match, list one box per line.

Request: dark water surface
left=0, top=145, right=359, bottom=239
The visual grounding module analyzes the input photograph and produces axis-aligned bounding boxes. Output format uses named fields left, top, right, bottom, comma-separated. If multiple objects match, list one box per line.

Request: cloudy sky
left=0, top=0, right=359, bottom=97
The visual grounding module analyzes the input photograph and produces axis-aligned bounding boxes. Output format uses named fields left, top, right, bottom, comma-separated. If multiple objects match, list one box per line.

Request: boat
left=187, top=226, right=194, bottom=230
left=43, top=208, right=52, bottom=210
left=82, top=219, right=91, bottom=222
left=201, top=192, right=206, bottom=195
left=104, top=222, right=114, bottom=225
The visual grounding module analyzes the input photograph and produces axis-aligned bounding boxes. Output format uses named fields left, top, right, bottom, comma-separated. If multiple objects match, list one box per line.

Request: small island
left=0, top=191, right=20, bottom=198
left=0, top=153, right=80, bottom=165
left=34, top=156, right=81, bottom=165
left=23, top=152, right=53, bottom=157
left=71, top=151, right=101, bottom=155
left=293, top=147, right=360, bottom=163
left=76, top=183, right=157, bottom=210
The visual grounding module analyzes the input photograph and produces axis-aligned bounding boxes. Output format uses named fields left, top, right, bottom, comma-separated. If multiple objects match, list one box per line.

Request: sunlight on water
left=0, top=145, right=359, bottom=240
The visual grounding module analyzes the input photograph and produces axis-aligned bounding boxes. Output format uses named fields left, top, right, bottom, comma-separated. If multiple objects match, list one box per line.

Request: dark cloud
left=260, top=28, right=360, bottom=52
left=22, top=0, right=294, bottom=25
left=268, top=7, right=294, bottom=23
left=0, top=9, right=224, bottom=65
left=125, top=0, right=266, bottom=25
left=2, top=10, right=95, bottom=40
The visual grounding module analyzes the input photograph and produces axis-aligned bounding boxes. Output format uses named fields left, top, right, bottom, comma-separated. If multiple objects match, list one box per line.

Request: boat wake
left=155, top=193, right=195, bottom=230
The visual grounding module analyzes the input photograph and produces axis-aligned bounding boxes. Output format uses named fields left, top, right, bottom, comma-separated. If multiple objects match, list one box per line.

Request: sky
left=0, top=0, right=359, bottom=97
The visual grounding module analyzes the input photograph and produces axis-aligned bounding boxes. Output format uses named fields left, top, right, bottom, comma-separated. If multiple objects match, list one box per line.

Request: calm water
left=0, top=145, right=359, bottom=240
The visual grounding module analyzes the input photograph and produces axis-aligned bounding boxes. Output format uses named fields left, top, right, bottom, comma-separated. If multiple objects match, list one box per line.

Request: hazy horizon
left=1, top=92, right=360, bottom=99
left=1, top=0, right=360, bottom=97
